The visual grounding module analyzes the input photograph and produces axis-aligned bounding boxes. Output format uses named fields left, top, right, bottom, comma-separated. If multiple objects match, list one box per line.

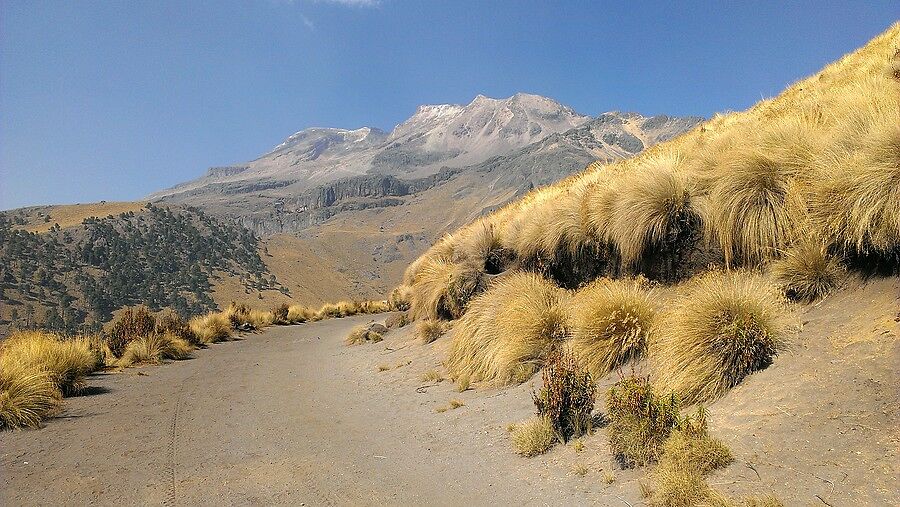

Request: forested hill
left=0, top=203, right=283, bottom=335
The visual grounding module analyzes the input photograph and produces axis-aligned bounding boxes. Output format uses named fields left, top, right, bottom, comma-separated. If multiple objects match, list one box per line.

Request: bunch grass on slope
left=409, top=256, right=485, bottom=321
left=509, top=416, right=557, bottom=457
left=532, top=349, right=595, bottom=442
left=705, top=148, right=798, bottom=267
left=446, top=272, right=569, bottom=385
left=570, top=277, right=657, bottom=379
left=0, top=331, right=98, bottom=396
left=0, top=364, right=61, bottom=429
left=652, top=270, right=789, bottom=404
left=605, top=155, right=701, bottom=277
left=809, top=108, right=900, bottom=259
left=286, top=304, right=315, bottom=323
left=606, top=375, right=681, bottom=467
left=771, top=236, right=844, bottom=302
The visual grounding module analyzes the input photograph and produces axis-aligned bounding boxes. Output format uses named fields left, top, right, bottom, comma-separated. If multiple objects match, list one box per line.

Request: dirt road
left=0, top=315, right=612, bottom=506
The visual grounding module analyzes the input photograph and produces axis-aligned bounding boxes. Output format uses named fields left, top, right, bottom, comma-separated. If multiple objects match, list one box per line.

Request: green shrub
left=532, top=349, right=595, bottom=442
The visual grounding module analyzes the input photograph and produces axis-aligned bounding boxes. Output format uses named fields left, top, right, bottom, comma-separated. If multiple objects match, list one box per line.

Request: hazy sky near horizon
left=1, top=1, right=897, bottom=210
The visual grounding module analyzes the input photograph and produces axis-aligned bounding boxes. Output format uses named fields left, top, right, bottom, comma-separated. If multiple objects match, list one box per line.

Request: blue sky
left=1, top=1, right=897, bottom=210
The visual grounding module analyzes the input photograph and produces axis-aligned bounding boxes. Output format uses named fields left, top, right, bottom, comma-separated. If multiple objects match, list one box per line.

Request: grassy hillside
left=0, top=203, right=283, bottom=335
left=395, top=22, right=900, bottom=503
left=404, top=22, right=899, bottom=309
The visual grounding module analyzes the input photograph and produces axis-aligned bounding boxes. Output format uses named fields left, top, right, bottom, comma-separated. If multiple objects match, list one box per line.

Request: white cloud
left=300, top=13, right=315, bottom=30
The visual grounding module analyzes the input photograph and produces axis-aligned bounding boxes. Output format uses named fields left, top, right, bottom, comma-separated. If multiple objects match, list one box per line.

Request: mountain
left=151, top=93, right=591, bottom=202
left=153, top=94, right=701, bottom=236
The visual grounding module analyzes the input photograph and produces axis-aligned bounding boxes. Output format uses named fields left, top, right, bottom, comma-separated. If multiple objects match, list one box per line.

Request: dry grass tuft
left=272, top=303, right=291, bottom=324
left=388, top=285, right=413, bottom=311
left=286, top=304, right=315, bottom=323
left=771, top=236, right=844, bottom=302
left=455, top=374, right=470, bottom=392
left=606, top=155, right=700, bottom=272
left=606, top=375, right=681, bottom=467
left=0, top=331, right=98, bottom=395
left=509, top=416, right=557, bottom=457
left=421, top=370, right=443, bottom=383
left=447, top=272, right=569, bottom=385
left=344, top=324, right=385, bottom=345
left=448, top=399, right=465, bottom=409
left=571, top=463, right=589, bottom=477
left=649, top=410, right=733, bottom=507
left=416, top=319, right=447, bottom=344
left=602, top=470, right=616, bottom=484
left=706, top=149, right=797, bottom=266
left=189, top=312, right=232, bottom=344
left=570, top=277, right=657, bottom=379
left=409, top=256, right=485, bottom=321
left=0, top=364, right=62, bottom=429
left=809, top=113, right=900, bottom=257
left=118, top=331, right=193, bottom=367
left=652, top=270, right=790, bottom=403
left=699, top=493, right=785, bottom=507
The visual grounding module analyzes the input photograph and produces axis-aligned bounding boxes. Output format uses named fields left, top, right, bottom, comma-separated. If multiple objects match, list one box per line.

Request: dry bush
left=118, top=331, right=193, bottom=366
left=156, top=310, right=200, bottom=346
left=510, top=416, right=557, bottom=457
left=771, top=236, right=844, bottom=302
left=344, top=324, right=385, bottom=345
left=106, top=306, right=156, bottom=357
left=272, top=303, right=290, bottom=324
left=606, top=155, right=701, bottom=274
left=447, top=271, right=569, bottom=385
left=0, top=364, right=62, bottom=429
left=652, top=270, right=789, bottom=403
left=416, top=319, right=447, bottom=344
left=385, top=312, right=410, bottom=329
left=287, top=304, right=314, bottom=323
left=705, top=149, right=797, bottom=266
left=606, top=375, right=681, bottom=467
left=359, top=300, right=391, bottom=314
left=189, top=312, right=232, bottom=344
left=388, top=285, right=413, bottom=311
left=532, top=349, right=595, bottom=442
left=569, top=277, right=657, bottom=379
left=650, top=411, right=734, bottom=507
left=0, top=331, right=98, bottom=396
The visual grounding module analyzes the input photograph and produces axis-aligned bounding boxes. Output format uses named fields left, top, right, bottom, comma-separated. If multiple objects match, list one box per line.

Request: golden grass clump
left=344, top=324, right=384, bottom=345
left=388, top=285, right=412, bottom=311
left=699, top=493, right=785, bottom=507
left=272, top=303, right=290, bottom=324
left=155, top=310, right=200, bottom=346
left=649, top=411, right=734, bottom=507
left=416, top=319, right=447, bottom=344
left=189, top=312, right=232, bottom=344
left=652, top=270, right=789, bottom=404
left=569, top=277, right=657, bottom=378
left=0, top=330, right=98, bottom=395
left=287, top=304, right=315, bottom=323
left=509, top=416, right=557, bottom=457
left=446, top=272, right=569, bottom=385
left=118, top=331, right=193, bottom=367
left=605, top=155, right=700, bottom=271
left=809, top=113, right=900, bottom=257
left=454, top=217, right=509, bottom=273
left=409, top=256, right=484, bottom=321
left=0, top=364, right=62, bottom=430
left=771, top=236, right=844, bottom=302
left=705, top=149, right=797, bottom=266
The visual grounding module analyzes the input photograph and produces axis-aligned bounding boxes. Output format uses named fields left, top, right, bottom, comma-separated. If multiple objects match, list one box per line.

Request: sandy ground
left=1, top=277, right=898, bottom=506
